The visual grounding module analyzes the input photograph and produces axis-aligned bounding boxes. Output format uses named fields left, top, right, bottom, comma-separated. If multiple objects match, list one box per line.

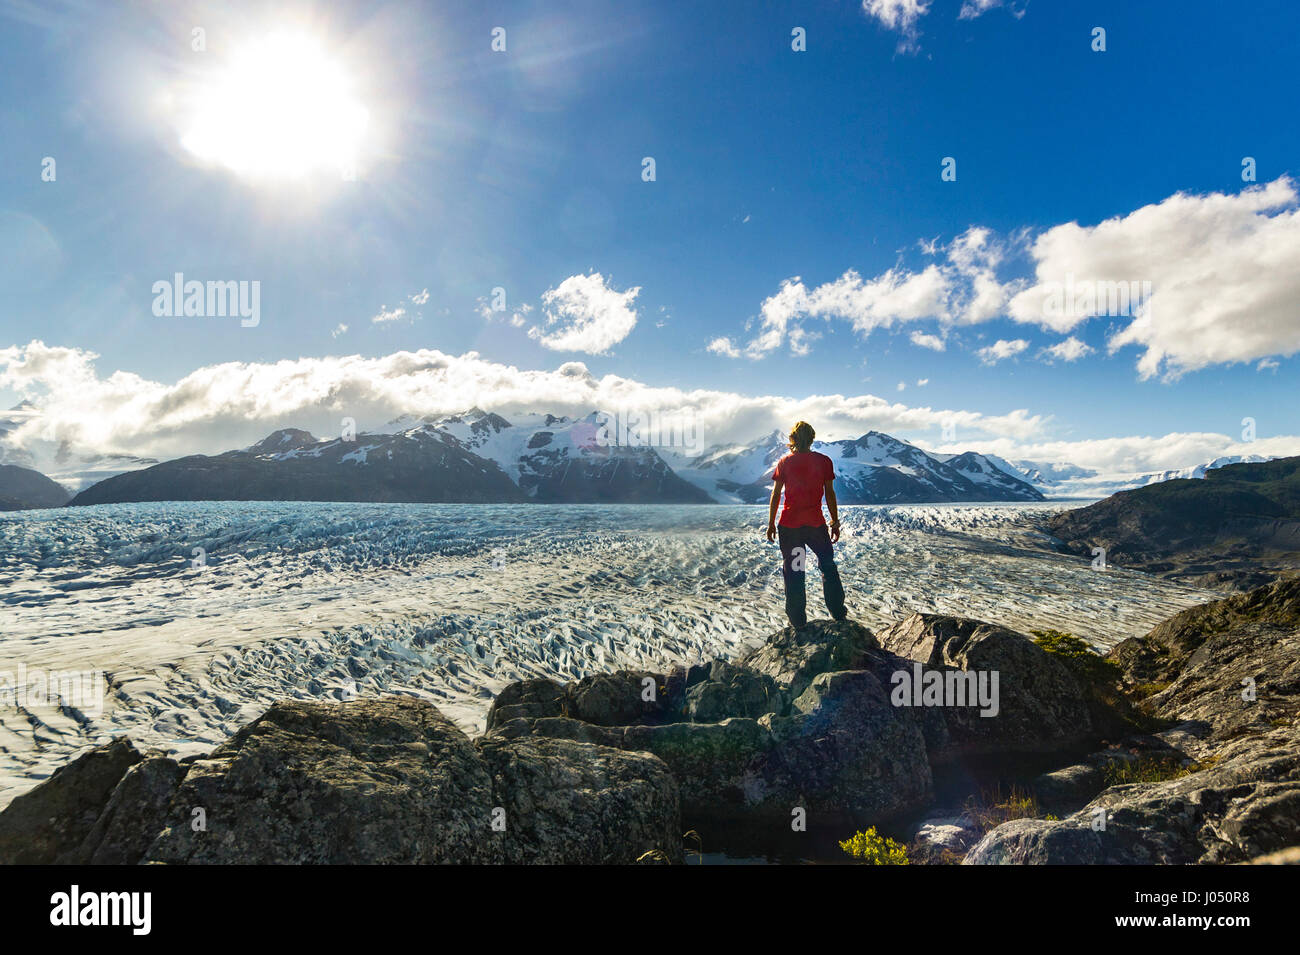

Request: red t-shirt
left=773, top=451, right=833, bottom=527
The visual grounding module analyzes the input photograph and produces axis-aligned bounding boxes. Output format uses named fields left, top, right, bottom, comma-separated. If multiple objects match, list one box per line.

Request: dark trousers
left=777, top=523, right=847, bottom=628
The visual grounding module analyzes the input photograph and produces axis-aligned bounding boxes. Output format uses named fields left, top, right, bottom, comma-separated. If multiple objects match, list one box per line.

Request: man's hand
left=766, top=522, right=777, bottom=542
left=829, top=520, right=840, bottom=543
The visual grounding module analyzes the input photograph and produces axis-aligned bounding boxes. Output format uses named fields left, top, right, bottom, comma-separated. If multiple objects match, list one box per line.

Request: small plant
left=1130, top=681, right=1171, bottom=701
left=1031, top=629, right=1121, bottom=686
left=1103, top=754, right=1195, bottom=786
left=839, top=826, right=909, bottom=865
left=963, top=783, right=1043, bottom=833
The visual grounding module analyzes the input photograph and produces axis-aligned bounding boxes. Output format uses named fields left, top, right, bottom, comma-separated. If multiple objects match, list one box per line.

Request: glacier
left=0, top=499, right=1217, bottom=809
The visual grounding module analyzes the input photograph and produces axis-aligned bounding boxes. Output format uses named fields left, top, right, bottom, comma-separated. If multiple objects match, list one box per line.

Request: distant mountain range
left=65, top=409, right=1042, bottom=507
left=1049, top=455, right=1300, bottom=591
left=662, top=429, right=1043, bottom=504
left=0, top=403, right=1285, bottom=509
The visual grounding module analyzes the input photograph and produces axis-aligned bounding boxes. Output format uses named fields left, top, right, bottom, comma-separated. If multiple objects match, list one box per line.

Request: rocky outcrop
left=0, top=698, right=681, bottom=865
left=1047, top=455, right=1300, bottom=590
left=0, top=736, right=141, bottom=863
left=967, top=578, right=1300, bottom=864
left=876, top=614, right=1094, bottom=763
left=489, top=616, right=1100, bottom=830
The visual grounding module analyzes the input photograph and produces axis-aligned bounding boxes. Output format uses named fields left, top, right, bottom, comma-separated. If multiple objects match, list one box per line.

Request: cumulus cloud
left=707, top=336, right=742, bottom=359
left=727, top=179, right=1300, bottom=379
left=739, top=228, right=1010, bottom=359
left=331, top=323, right=349, bottom=338
left=977, top=339, right=1028, bottom=364
left=529, top=272, right=640, bottom=354
left=3, top=341, right=1294, bottom=486
left=1007, top=177, right=1300, bottom=378
left=409, top=288, right=430, bottom=305
left=0, top=340, right=1050, bottom=470
left=371, top=305, right=406, bottom=324
left=1040, top=337, right=1093, bottom=363
left=862, top=0, right=930, bottom=50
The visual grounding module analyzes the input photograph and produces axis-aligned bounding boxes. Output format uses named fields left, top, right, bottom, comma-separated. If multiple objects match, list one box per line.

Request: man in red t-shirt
left=766, top=420, right=848, bottom=629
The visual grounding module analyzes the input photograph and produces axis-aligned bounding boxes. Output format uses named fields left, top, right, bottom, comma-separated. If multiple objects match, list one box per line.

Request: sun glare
left=179, top=32, right=369, bottom=182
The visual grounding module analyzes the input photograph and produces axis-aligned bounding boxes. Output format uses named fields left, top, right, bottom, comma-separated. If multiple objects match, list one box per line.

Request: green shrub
left=1103, top=754, right=1195, bottom=785
left=1031, top=629, right=1121, bottom=686
left=839, top=826, right=910, bottom=865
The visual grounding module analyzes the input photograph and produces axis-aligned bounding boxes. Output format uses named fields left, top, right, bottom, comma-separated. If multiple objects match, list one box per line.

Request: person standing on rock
left=766, top=421, right=848, bottom=629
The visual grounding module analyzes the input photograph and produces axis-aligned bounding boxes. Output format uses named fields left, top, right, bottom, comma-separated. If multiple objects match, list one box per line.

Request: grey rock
left=143, top=698, right=500, bottom=864
left=477, top=736, right=681, bottom=864
left=878, top=613, right=1094, bottom=761
left=0, top=736, right=140, bottom=864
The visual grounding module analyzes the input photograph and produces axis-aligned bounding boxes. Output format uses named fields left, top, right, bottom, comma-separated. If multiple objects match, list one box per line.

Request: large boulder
left=0, top=697, right=682, bottom=865
left=735, top=620, right=880, bottom=698
left=494, top=666, right=933, bottom=827
left=966, top=731, right=1300, bottom=864
left=877, top=613, right=1094, bottom=762
left=476, top=736, right=682, bottom=864
left=73, top=754, right=186, bottom=865
left=0, top=736, right=141, bottom=864
left=969, top=579, right=1300, bottom=864
left=143, top=698, right=500, bottom=864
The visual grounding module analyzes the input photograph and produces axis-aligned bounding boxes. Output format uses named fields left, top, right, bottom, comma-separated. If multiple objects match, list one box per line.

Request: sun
left=179, top=32, right=369, bottom=182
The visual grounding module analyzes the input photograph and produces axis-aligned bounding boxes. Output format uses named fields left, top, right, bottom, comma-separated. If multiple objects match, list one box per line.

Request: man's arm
left=767, top=479, right=783, bottom=541
left=824, top=478, right=840, bottom=542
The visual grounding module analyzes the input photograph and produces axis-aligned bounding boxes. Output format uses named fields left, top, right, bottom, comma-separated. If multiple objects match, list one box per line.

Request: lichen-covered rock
left=969, top=579, right=1300, bottom=865
left=477, top=736, right=681, bottom=864
left=878, top=613, right=1093, bottom=762
left=685, top=661, right=785, bottom=722
left=72, top=753, right=185, bottom=865
left=735, top=619, right=879, bottom=698
left=0, top=736, right=141, bottom=864
left=485, top=678, right=566, bottom=729
left=143, top=698, right=500, bottom=864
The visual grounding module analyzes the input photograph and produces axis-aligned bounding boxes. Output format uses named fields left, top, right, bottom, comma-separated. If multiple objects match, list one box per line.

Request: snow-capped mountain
left=1132, top=454, right=1276, bottom=486
left=666, top=430, right=1044, bottom=503
left=70, top=409, right=711, bottom=506
left=425, top=407, right=710, bottom=503
left=985, top=452, right=1286, bottom=498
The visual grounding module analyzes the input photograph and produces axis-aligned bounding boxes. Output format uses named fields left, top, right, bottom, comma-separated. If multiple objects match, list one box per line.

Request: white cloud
left=916, top=378, right=929, bottom=386
left=0, top=340, right=1049, bottom=471
left=958, top=0, right=1002, bottom=19
left=409, top=288, right=430, bottom=305
left=1039, top=336, right=1093, bottom=363
left=977, top=339, right=1028, bottom=364
left=743, top=228, right=1011, bottom=358
left=896, top=382, right=906, bottom=392
left=331, top=323, right=349, bottom=338
left=862, top=0, right=930, bottom=50
left=529, top=272, right=640, bottom=354
left=707, top=336, right=742, bottom=359
left=371, top=305, right=406, bottom=324
left=1007, top=177, right=1300, bottom=379
left=5, top=340, right=1294, bottom=487
left=730, top=179, right=1300, bottom=379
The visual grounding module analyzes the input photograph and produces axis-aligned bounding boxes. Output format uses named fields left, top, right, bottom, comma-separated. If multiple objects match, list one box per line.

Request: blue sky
left=1, top=0, right=1298, bottom=476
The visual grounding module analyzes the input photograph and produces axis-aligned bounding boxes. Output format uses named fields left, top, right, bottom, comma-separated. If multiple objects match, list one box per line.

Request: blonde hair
left=788, top=421, right=815, bottom=453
